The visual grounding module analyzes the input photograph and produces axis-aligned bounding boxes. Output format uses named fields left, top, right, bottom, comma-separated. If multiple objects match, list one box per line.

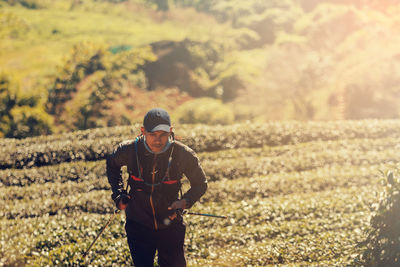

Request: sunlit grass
left=0, top=2, right=232, bottom=84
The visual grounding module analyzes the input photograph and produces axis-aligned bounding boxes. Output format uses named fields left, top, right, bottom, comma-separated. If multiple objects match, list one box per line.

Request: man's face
left=141, top=127, right=172, bottom=153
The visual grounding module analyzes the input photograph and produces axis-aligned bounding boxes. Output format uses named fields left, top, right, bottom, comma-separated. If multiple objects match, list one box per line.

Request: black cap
left=143, top=108, right=171, bottom=132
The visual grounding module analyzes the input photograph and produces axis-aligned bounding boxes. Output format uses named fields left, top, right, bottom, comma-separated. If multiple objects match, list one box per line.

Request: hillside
left=2, top=0, right=400, bottom=139
left=1, top=120, right=399, bottom=265
left=0, top=0, right=245, bottom=137
left=0, top=1, right=227, bottom=77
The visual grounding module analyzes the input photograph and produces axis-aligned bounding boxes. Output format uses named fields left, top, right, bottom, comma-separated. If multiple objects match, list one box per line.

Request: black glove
left=121, top=194, right=130, bottom=204
left=115, top=193, right=130, bottom=209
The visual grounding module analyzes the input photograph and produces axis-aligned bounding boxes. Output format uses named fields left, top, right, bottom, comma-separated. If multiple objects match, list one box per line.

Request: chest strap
left=132, top=137, right=176, bottom=186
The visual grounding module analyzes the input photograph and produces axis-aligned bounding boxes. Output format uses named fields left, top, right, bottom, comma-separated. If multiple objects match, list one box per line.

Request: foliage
left=3, top=0, right=400, bottom=129
left=174, top=0, right=303, bottom=48
left=45, top=38, right=245, bottom=133
left=47, top=42, right=156, bottom=131
left=357, top=166, right=400, bottom=266
left=342, top=84, right=400, bottom=119
left=173, top=98, right=234, bottom=125
left=1, top=136, right=398, bottom=198
left=2, top=120, right=400, bottom=169
left=94, top=0, right=129, bottom=3
left=236, top=3, right=400, bottom=121
left=2, top=119, right=397, bottom=265
left=1, top=0, right=47, bottom=9
left=145, top=0, right=170, bottom=11
left=187, top=41, right=245, bottom=100
left=145, top=39, right=245, bottom=101
left=249, top=46, right=332, bottom=120
left=1, top=0, right=244, bottom=137
left=0, top=9, right=30, bottom=38
left=0, top=73, right=52, bottom=138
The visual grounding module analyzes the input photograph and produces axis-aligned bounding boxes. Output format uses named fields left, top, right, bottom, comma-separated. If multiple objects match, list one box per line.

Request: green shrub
left=0, top=73, right=53, bottom=139
left=357, top=166, right=400, bottom=266
left=173, top=98, right=234, bottom=125
left=7, top=105, right=53, bottom=138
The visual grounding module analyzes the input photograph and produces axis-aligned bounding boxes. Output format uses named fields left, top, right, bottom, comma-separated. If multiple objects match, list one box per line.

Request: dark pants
left=125, top=219, right=187, bottom=267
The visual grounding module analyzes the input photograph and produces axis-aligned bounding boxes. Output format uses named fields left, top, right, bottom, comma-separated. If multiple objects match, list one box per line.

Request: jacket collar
left=142, top=135, right=173, bottom=156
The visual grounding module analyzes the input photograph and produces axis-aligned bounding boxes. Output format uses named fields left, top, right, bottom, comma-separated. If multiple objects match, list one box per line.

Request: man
left=106, top=108, right=208, bottom=267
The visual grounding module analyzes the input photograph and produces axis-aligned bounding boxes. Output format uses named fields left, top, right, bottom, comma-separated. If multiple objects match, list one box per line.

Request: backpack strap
left=134, top=137, right=142, bottom=179
left=132, top=136, right=176, bottom=186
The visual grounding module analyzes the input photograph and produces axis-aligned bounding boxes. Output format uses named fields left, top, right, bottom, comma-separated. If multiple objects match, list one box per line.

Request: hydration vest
left=130, top=137, right=180, bottom=194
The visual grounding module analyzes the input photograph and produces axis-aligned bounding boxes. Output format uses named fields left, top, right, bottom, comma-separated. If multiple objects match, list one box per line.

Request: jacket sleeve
left=181, top=148, right=208, bottom=209
left=106, top=141, right=131, bottom=207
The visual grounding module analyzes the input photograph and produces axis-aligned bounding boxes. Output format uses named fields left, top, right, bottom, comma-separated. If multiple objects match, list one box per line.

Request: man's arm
left=106, top=141, right=131, bottom=209
left=180, top=148, right=208, bottom=209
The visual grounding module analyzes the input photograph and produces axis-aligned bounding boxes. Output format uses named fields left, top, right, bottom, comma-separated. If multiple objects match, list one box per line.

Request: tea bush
left=357, top=166, right=400, bottom=266
left=2, top=120, right=400, bottom=169
left=1, top=120, right=396, bottom=266
left=2, top=137, right=399, bottom=187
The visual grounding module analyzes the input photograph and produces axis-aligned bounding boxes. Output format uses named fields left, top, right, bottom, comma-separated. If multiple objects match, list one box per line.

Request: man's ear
left=141, top=127, right=145, bottom=135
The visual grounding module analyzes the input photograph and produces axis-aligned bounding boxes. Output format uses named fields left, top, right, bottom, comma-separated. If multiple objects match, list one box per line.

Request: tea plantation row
left=3, top=120, right=400, bottom=148
left=2, top=136, right=399, bottom=186
left=0, top=162, right=384, bottom=205
left=1, top=185, right=377, bottom=266
left=2, top=120, right=400, bottom=169
left=2, top=120, right=398, bottom=266
left=1, top=162, right=383, bottom=220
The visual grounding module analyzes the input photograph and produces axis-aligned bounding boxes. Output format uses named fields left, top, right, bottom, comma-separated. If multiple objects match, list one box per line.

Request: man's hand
left=118, top=194, right=130, bottom=210
left=118, top=200, right=128, bottom=210
left=167, top=199, right=187, bottom=220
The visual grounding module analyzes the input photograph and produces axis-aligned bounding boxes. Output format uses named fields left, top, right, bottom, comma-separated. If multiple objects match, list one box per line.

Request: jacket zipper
left=150, top=154, right=158, bottom=230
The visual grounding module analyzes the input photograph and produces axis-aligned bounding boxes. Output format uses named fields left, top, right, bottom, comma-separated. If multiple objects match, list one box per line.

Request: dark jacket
left=106, top=135, right=207, bottom=230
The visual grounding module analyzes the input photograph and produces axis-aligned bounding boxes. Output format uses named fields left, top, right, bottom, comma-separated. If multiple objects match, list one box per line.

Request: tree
left=173, top=0, right=303, bottom=48
left=145, top=0, right=170, bottom=11
left=46, top=42, right=109, bottom=120
left=0, top=73, right=52, bottom=138
left=47, top=42, right=156, bottom=131
left=144, top=39, right=245, bottom=101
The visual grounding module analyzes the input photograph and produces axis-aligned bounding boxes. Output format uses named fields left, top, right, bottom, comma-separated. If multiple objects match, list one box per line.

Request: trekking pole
left=82, top=190, right=130, bottom=259
left=82, top=209, right=120, bottom=258
left=184, top=211, right=227, bottom=219
left=179, top=209, right=227, bottom=219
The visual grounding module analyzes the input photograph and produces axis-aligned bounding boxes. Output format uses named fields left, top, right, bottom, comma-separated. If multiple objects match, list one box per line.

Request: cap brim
left=148, top=124, right=171, bottom=132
